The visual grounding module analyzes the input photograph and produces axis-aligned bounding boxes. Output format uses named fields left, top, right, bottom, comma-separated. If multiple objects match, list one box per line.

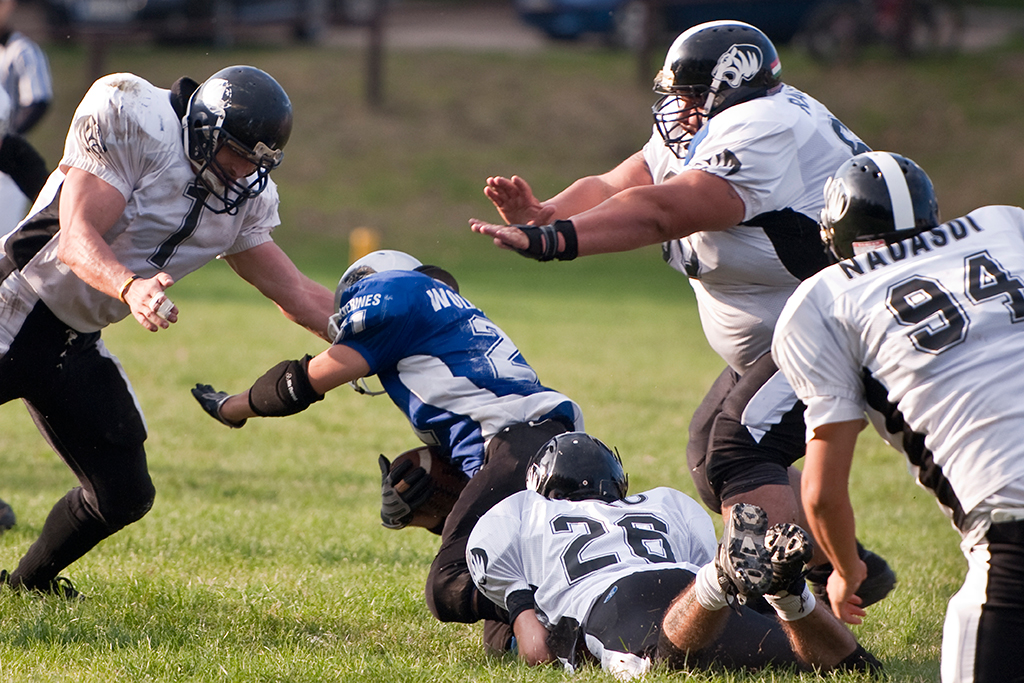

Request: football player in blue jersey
left=192, top=249, right=584, bottom=652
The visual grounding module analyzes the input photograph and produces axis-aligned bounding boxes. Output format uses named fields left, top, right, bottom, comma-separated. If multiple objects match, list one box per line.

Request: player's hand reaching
left=120, top=272, right=178, bottom=332
left=191, top=383, right=247, bottom=428
left=826, top=565, right=868, bottom=625
left=378, top=454, right=434, bottom=529
left=469, top=218, right=531, bottom=252
left=470, top=218, right=578, bottom=262
left=483, top=175, right=555, bottom=226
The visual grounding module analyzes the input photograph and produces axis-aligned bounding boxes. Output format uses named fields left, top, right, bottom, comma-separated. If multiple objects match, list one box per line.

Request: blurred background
left=5, top=0, right=1024, bottom=262
left=24, top=0, right=1024, bottom=64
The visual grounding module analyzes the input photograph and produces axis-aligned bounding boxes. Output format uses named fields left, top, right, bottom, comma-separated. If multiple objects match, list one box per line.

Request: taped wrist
left=247, top=354, right=325, bottom=417
left=513, top=220, right=578, bottom=262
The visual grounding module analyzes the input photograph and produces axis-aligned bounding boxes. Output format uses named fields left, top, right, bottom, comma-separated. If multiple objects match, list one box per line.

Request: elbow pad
left=247, top=354, right=325, bottom=417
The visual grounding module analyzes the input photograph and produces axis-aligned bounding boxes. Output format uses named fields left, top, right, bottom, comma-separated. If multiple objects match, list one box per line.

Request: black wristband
left=553, top=219, right=578, bottom=261
left=513, top=220, right=578, bottom=262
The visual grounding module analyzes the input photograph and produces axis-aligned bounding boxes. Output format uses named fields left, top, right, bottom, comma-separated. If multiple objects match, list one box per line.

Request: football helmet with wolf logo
left=652, top=21, right=781, bottom=156
left=184, top=66, right=292, bottom=214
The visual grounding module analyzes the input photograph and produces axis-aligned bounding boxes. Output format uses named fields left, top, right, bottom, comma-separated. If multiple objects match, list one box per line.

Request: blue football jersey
left=333, top=271, right=583, bottom=477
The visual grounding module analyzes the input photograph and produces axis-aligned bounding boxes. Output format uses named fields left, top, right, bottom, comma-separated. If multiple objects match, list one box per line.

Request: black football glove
left=379, top=454, right=434, bottom=530
left=191, top=383, right=247, bottom=428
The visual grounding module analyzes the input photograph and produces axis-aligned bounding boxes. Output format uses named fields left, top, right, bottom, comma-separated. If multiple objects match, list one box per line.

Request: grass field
left=0, top=18, right=1020, bottom=682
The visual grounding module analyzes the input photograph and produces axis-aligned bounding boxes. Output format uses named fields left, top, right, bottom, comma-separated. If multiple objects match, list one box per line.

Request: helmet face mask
left=819, top=152, right=940, bottom=260
left=652, top=20, right=781, bottom=158
left=526, top=432, right=628, bottom=503
left=184, top=66, right=292, bottom=215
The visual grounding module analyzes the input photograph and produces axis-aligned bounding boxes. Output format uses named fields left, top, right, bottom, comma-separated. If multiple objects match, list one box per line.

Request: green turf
left=0, top=23, right=1011, bottom=682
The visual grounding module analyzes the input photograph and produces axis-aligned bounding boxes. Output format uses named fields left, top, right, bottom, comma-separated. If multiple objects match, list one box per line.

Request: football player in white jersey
left=192, top=249, right=583, bottom=653
left=0, top=0, right=53, bottom=234
left=0, top=66, right=335, bottom=597
left=773, top=151, right=1024, bottom=683
left=468, top=431, right=880, bottom=678
left=470, top=20, right=895, bottom=606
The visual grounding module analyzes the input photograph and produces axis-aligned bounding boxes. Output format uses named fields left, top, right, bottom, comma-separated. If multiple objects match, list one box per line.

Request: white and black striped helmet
left=819, top=151, right=940, bottom=260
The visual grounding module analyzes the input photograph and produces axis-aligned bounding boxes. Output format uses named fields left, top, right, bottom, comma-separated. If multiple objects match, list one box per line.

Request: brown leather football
left=389, top=445, right=470, bottom=531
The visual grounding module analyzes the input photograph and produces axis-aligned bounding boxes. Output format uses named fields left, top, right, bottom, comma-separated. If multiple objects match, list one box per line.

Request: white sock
left=765, top=584, right=816, bottom=621
left=692, top=563, right=730, bottom=611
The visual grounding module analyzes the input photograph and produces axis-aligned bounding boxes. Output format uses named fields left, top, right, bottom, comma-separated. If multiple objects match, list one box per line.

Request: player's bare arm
left=194, top=344, right=370, bottom=427
left=512, top=610, right=555, bottom=666
left=801, top=420, right=869, bottom=624
left=479, top=152, right=653, bottom=234
left=225, top=241, right=335, bottom=341
left=57, top=167, right=177, bottom=332
left=471, top=168, right=743, bottom=259
left=483, top=175, right=554, bottom=226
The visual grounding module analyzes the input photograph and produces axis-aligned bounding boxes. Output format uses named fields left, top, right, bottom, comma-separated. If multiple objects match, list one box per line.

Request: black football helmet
left=652, top=20, right=781, bottom=157
left=183, top=65, right=292, bottom=214
left=820, top=151, right=940, bottom=260
left=526, top=432, right=628, bottom=503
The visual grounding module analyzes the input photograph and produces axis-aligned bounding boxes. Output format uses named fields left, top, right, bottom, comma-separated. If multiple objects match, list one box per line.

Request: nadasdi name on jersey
left=836, top=217, right=985, bottom=280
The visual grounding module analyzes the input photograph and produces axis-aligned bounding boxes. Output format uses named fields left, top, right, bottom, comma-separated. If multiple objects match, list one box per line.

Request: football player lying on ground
left=772, top=151, right=1024, bottom=683
left=467, top=432, right=881, bottom=678
left=191, top=249, right=583, bottom=653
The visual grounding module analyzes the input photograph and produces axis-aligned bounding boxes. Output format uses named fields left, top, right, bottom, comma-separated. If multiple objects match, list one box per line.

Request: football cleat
left=764, top=523, right=814, bottom=596
left=0, top=570, right=84, bottom=601
left=806, top=543, right=897, bottom=608
left=715, top=503, right=772, bottom=603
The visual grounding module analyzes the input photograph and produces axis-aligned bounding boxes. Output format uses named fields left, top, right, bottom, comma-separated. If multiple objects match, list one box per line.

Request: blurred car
left=43, top=0, right=380, bottom=43
left=515, top=0, right=823, bottom=49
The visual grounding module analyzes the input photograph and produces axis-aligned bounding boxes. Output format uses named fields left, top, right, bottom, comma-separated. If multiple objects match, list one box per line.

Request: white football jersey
left=2, top=73, right=281, bottom=333
left=467, top=488, right=716, bottom=632
left=647, top=84, right=867, bottom=373
left=773, top=206, right=1024, bottom=527
left=0, top=31, right=52, bottom=122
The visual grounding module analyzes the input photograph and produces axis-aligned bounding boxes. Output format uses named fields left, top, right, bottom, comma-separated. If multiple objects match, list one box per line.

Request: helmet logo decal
left=711, top=44, right=764, bottom=89
left=822, top=175, right=850, bottom=227
left=204, top=78, right=231, bottom=119
left=654, top=67, right=675, bottom=91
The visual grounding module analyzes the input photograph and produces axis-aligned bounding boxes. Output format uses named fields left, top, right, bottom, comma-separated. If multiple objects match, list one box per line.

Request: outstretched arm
left=484, top=151, right=654, bottom=226
left=225, top=241, right=335, bottom=342
left=194, top=344, right=370, bottom=427
left=801, top=419, right=869, bottom=625
left=472, top=168, right=744, bottom=259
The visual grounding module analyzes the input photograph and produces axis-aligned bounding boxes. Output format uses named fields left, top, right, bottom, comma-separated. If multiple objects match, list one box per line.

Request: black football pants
left=687, top=352, right=805, bottom=512
left=425, top=418, right=570, bottom=631
left=0, top=302, right=154, bottom=589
